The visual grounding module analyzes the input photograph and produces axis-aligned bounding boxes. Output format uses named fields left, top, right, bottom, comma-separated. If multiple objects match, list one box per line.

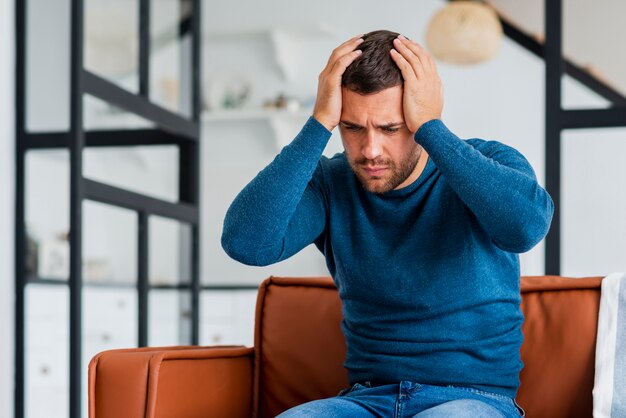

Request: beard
left=348, top=145, right=422, bottom=194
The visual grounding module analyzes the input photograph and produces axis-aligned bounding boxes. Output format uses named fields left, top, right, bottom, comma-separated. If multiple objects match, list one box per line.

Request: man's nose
left=361, top=131, right=383, bottom=160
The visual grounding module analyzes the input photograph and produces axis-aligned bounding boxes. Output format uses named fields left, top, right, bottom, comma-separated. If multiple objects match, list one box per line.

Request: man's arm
left=221, top=36, right=364, bottom=266
left=221, top=118, right=330, bottom=266
left=391, top=35, right=553, bottom=253
left=416, top=121, right=553, bottom=253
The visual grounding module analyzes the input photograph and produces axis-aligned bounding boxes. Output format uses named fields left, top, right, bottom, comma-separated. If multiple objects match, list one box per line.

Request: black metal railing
left=15, top=1, right=202, bottom=417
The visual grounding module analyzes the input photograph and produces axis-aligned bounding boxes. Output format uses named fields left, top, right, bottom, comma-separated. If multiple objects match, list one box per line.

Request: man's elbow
left=526, top=192, right=555, bottom=250
left=221, top=228, right=281, bottom=267
left=494, top=227, right=547, bottom=253
left=498, top=230, right=546, bottom=253
left=221, top=229, right=260, bottom=266
left=496, top=196, right=554, bottom=253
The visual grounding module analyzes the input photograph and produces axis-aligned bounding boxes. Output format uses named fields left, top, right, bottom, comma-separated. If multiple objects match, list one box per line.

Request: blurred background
left=1, top=0, right=625, bottom=417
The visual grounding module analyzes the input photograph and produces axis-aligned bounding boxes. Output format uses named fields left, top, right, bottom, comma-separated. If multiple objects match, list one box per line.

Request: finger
left=407, top=37, right=438, bottom=73
left=328, top=49, right=363, bottom=78
left=394, top=36, right=427, bottom=64
left=397, top=35, right=425, bottom=57
left=397, top=35, right=436, bottom=75
left=333, top=34, right=365, bottom=55
left=427, top=53, right=438, bottom=74
left=325, top=35, right=364, bottom=68
left=392, top=37, right=424, bottom=79
left=389, top=48, right=418, bottom=85
left=404, top=38, right=440, bottom=80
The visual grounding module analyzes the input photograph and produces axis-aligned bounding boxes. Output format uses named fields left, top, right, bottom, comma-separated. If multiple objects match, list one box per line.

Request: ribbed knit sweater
left=222, top=117, right=554, bottom=397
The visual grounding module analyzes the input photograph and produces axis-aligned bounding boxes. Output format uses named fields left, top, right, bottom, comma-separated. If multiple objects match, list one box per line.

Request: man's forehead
left=340, top=85, right=405, bottom=126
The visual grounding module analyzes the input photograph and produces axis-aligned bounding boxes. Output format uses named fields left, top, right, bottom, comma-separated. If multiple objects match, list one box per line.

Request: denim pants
left=276, top=381, right=525, bottom=418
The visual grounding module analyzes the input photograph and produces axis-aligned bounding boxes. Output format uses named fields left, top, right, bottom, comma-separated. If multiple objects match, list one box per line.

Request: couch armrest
left=89, top=345, right=254, bottom=418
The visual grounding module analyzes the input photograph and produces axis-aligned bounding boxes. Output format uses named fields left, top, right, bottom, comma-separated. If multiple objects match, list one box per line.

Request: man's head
left=341, top=30, right=403, bottom=94
left=339, top=30, right=424, bottom=194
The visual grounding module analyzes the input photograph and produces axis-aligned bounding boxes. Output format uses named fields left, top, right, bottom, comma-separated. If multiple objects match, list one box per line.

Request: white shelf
left=202, top=109, right=313, bottom=150
left=202, top=108, right=311, bottom=121
left=202, top=24, right=332, bottom=146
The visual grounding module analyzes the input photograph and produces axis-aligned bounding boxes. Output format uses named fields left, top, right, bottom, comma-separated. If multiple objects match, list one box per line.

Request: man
left=222, top=30, right=552, bottom=417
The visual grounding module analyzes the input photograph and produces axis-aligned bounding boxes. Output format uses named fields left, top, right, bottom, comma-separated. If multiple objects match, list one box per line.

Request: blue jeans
left=276, top=381, right=525, bottom=418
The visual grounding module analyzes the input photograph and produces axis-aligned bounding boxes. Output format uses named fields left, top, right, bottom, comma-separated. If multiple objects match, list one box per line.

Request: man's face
left=339, top=85, right=422, bottom=194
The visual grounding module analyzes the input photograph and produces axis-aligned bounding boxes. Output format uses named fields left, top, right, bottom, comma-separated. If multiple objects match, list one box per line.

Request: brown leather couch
left=89, top=275, right=603, bottom=418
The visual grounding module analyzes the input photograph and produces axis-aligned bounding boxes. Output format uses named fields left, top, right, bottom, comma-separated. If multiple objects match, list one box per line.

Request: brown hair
left=341, top=29, right=403, bottom=94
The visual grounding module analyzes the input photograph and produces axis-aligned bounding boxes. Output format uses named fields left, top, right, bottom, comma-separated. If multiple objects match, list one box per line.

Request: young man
left=222, top=30, right=552, bottom=417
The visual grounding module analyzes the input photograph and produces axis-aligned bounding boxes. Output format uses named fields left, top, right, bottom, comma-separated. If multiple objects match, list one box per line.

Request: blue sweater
left=222, top=117, right=554, bottom=398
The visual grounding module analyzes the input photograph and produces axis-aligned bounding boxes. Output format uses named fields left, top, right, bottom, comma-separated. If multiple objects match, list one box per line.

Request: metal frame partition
left=486, top=1, right=626, bottom=274
left=542, top=0, right=626, bottom=274
left=15, top=1, right=202, bottom=417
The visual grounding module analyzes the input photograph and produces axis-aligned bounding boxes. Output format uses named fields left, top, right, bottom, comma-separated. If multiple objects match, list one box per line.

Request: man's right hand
left=312, top=35, right=364, bottom=132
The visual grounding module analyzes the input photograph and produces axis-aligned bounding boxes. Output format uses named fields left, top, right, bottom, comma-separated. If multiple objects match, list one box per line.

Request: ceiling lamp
left=425, top=1, right=503, bottom=64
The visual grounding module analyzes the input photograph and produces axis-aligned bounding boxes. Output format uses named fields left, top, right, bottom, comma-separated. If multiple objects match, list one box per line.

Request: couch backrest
left=253, top=277, right=348, bottom=418
left=518, top=276, right=602, bottom=417
left=253, top=276, right=603, bottom=418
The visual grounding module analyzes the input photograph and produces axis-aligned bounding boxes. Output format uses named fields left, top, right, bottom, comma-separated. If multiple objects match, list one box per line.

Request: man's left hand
left=390, top=35, right=444, bottom=133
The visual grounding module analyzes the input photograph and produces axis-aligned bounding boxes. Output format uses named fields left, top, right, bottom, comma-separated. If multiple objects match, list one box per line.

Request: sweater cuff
left=413, top=119, right=449, bottom=146
left=286, top=116, right=333, bottom=156
left=306, top=116, right=333, bottom=136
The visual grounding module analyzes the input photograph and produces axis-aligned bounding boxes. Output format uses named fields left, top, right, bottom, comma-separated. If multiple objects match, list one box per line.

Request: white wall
left=492, top=0, right=626, bottom=101
left=1, top=0, right=15, bottom=415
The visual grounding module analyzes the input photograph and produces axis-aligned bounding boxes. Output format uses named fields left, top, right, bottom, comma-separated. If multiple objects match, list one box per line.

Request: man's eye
left=345, top=126, right=361, bottom=132
left=383, top=127, right=399, bottom=134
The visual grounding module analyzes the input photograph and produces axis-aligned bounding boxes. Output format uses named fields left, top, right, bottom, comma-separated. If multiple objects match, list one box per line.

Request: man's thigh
left=275, top=397, right=377, bottom=418
left=412, top=399, right=506, bottom=418
left=276, top=382, right=398, bottom=417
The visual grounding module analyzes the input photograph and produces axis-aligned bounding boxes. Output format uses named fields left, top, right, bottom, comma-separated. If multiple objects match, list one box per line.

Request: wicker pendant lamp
left=425, top=1, right=503, bottom=64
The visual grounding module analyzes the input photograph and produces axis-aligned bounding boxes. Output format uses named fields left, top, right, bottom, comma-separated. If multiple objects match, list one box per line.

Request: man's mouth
left=362, top=166, right=388, bottom=176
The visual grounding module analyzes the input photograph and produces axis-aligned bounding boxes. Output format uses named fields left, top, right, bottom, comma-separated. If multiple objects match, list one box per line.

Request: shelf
left=202, top=108, right=311, bottom=121
left=202, top=108, right=313, bottom=149
left=202, top=24, right=331, bottom=146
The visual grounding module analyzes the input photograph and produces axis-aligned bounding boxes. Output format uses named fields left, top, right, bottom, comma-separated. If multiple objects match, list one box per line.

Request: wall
left=491, top=0, right=626, bottom=100
left=1, top=0, right=15, bottom=414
